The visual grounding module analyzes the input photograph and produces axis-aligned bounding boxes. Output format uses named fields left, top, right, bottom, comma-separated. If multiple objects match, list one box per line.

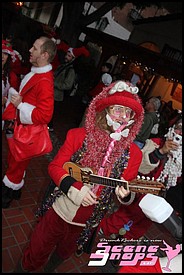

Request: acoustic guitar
left=63, top=162, right=166, bottom=196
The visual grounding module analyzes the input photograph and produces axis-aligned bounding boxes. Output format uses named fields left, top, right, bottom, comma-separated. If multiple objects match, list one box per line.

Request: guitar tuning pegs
left=146, top=177, right=150, bottom=180
left=141, top=176, right=145, bottom=180
left=137, top=175, right=140, bottom=179
left=152, top=177, right=155, bottom=181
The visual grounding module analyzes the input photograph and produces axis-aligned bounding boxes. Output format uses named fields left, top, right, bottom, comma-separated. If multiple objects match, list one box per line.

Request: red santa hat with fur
left=68, top=46, right=90, bottom=58
left=2, top=40, right=16, bottom=62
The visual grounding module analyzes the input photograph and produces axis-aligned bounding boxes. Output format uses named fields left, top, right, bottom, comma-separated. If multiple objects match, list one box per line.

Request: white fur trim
left=18, top=103, right=36, bottom=124
left=31, top=64, right=52, bottom=74
left=109, top=81, right=139, bottom=95
left=13, top=50, right=22, bottom=61
left=3, top=175, right=24, bottom=190
left=19, top=64, right=52, bottom=93
left=19, top=72, right=35, bottom=93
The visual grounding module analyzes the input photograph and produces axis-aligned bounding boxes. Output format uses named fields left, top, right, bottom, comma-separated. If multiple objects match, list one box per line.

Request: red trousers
left=5, top=149, right=30, bottom=185
left=99, top=194, right=152, bottom=239
left=22, top=208, right=83, bottom=271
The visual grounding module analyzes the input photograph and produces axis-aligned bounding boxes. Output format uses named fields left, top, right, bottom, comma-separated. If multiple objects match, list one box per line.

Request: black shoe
left=13, top=189, right=22, bottom=200
left=44, top=251, right=64, bottom=273
left=2, top=182, right=14, bottom=209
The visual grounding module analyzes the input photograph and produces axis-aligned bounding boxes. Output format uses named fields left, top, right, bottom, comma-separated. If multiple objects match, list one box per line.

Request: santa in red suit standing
left=2, top=36, right=57, bottom=209
left=2, top=40, right=21, bottom=130
left=14, top=80, right=146, bottom=273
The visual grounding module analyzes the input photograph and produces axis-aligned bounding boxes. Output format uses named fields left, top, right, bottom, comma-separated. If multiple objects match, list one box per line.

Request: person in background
left=89, top=62, right=113, bottom=91
left=50, top=38, right=70, bottom=71
left=10, top=37, right=31, bottom=78
left=48, top=46, right=90, bottom=131
left=134, top=96, right=161, bottom=149
left=5, top=35, right=31, bottom=78
left=116, top=117, right=182, bottom=274
left=101, top=62, right=113, bottom=74
left=99, top=117, right=182, bottom=253
left=80, top=72, right=112, bottom=126
left=2, top=40, right=20, bottom=130
left=130, top=73, right=142, bottom=86
left=50, top=33, right=90, bottom=72
left=2, top=36, right=56, bottom=209
left=14, top=80, right=144, bottom=273
left=138, top=117, right=182, bottom=215
left=89, top=73, right=112, bottom=98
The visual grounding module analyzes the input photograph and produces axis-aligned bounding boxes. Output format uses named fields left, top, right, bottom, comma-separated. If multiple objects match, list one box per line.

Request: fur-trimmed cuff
left=117, top=191, right=136, bottom=205
left=59, top=175, right=76, bottom=194
left=3, top=175, right=24, bottom=190
left=18, top=103, right=35, bottom=124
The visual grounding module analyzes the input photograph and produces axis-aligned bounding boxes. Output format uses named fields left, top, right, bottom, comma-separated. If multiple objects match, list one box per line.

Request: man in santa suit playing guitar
left=15, top=80, right=165, bottom=273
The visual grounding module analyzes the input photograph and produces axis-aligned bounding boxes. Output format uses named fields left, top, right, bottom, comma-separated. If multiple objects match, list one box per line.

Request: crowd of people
left=2, top=30, right=182, bottom=274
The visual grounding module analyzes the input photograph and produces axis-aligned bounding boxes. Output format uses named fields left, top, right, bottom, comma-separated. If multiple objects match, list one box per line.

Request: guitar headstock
left=129, top=176, right=166, bottom=195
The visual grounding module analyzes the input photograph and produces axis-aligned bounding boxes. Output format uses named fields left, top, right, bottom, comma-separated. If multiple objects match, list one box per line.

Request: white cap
left=101, top=73, right=112, bottom=86
left=139, top=194, right=173, bottom=223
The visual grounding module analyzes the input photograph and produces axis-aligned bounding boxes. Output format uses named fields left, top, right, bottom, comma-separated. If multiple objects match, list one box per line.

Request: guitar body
left=63, top=162, right=94, bottom=185
left=63, top=162, right=166, bottom=196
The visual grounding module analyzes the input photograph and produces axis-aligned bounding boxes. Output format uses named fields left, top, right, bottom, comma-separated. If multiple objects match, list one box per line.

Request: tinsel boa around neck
left=80, top=85, right=144, bottom=174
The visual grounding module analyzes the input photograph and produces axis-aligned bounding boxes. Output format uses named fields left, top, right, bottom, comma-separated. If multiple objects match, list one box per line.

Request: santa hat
left=68, top=46, right=90, bottom=58
left=95, top=81, right=143, bottom=119
left=2, top=40, right=16, bottom=62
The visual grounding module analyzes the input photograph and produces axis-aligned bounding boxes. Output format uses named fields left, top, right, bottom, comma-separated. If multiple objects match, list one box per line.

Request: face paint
left=106, top=105, right=135, bottom=137
left=107, top=105, right=134, bottom=124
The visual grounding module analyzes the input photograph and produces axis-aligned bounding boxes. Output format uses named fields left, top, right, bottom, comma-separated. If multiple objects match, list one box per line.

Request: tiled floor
left=2, top=95, right=179, bottom=273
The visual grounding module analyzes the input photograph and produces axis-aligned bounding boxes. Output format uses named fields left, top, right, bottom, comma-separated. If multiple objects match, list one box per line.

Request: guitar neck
left=63, top=162, right=165, bottom=195
left=89, top=174, right=164, bottom=195
left=90, top=174, right=129, bottom=189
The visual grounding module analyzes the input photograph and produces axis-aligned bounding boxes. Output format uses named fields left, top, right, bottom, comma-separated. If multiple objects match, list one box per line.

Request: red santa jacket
left=48, top=127, right=143, bottom=227
left=2, top=65, right=54, bottom=124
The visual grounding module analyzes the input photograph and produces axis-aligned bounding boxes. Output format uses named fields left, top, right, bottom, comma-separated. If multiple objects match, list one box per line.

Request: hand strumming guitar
left=81, top=189, right=99, bottom=207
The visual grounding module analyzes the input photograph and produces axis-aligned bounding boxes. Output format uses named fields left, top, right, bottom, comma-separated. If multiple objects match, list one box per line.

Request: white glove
left=6, top=87, right=19, bottom=107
